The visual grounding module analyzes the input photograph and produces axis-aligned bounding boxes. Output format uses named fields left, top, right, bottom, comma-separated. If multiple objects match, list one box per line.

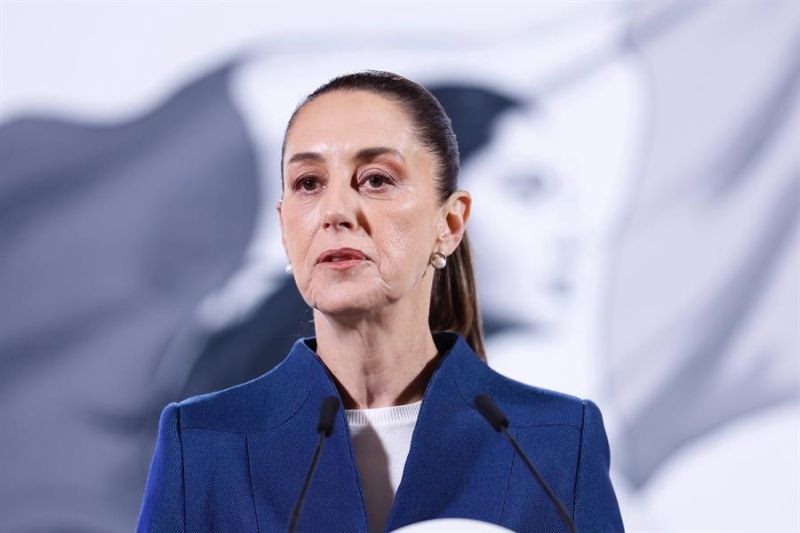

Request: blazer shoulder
left=174, top=348, right=314, bottom=432
left=448, top=348, right=588, bottom=428
left=489, top=367, right=589, bottom=429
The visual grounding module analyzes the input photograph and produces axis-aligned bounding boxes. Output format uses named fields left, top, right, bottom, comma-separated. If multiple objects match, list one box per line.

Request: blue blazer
left=137, top=331, right=624, bottom=532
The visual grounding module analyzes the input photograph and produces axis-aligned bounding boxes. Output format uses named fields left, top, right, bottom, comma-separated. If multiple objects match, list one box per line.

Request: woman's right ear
left=276, top=200, right=288, bottom=255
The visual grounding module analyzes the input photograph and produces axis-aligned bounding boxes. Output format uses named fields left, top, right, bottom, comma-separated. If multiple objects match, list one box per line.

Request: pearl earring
left=285, top=263, right=293, bottom=274
left=431, top=252, right=447, bottom=269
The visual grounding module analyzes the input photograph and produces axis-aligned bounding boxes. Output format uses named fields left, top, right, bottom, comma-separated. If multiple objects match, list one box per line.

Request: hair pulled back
left=282, top=70, right=486, bottom=361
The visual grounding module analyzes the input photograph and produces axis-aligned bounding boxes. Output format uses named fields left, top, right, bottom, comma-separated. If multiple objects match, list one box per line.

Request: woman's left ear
left=436, top=190, right=471, bottom=254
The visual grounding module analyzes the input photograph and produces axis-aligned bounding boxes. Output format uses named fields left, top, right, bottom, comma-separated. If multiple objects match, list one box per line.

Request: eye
left=293, top=175, right=322, bottom=193
left=360, top=173, right=394, bottom=190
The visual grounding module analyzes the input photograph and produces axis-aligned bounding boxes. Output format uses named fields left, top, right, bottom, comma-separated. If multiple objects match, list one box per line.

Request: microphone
left=288, top=396, right=340, bottom=533
left=475, top=394, right=576, bottom=533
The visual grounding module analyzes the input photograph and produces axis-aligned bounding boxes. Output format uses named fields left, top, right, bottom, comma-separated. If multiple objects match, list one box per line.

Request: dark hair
left=281, top=70, right=486, bottom=361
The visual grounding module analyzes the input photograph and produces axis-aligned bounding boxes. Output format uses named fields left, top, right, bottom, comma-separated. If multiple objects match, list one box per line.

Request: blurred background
left=1, top=1, right=798, bottom=531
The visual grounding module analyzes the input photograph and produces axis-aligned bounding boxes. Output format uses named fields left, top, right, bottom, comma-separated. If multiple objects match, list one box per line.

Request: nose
left=320, top=175, right=359, bottom=231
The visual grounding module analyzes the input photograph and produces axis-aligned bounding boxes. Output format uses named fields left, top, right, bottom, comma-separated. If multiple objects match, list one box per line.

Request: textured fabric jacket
left=137, top=331, right=624, bottom=532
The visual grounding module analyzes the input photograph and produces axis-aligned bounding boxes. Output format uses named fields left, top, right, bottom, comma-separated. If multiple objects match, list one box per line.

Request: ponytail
left=429, top=231, right=486, bottom=361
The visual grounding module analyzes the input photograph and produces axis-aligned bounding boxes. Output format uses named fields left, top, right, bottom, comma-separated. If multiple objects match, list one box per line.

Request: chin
left=310, top=287, right=383, bottom=317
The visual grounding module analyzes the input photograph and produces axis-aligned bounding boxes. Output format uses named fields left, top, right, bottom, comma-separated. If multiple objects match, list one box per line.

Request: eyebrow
left=354, top=146, right=405, bottom=162
left=286, top=146, right=405, bottom=165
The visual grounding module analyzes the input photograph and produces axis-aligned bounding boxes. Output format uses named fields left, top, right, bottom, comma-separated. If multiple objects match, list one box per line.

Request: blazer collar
left=267, top=330, right=512, bottom=531
left=281, top=329, right=515, bottom=423
left=281, top=329, right=479, bottom=416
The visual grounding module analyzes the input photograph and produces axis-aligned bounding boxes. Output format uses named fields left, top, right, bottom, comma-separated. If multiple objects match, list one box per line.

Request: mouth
left=316, top=247, right=369, bottom=268
left=319, top=258, right=367, bottom=270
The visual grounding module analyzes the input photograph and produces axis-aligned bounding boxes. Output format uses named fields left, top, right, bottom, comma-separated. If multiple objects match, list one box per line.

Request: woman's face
left=278, top=90, right=468, bottom=318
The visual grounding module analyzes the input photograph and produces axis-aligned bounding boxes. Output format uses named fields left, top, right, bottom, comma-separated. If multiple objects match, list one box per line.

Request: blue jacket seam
left=498, top=425, right=517, bottom=525
left=244, top=433, right=261, bottom=533
left=571, top=400, right=588, bottom=524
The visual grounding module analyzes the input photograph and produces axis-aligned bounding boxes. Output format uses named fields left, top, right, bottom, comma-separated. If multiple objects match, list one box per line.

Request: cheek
left=377, top=207, right=434, bottom=277
left=283, top=213, right=314, bottom=262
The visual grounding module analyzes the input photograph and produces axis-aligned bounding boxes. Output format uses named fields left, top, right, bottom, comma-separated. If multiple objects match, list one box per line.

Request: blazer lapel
left=384, top=333, right=516, bottom=531
left=248, top=337, right=369, bottom=532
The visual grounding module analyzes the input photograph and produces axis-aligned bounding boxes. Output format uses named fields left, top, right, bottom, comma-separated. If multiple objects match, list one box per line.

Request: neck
left=312, top=305, right=440, bottom=410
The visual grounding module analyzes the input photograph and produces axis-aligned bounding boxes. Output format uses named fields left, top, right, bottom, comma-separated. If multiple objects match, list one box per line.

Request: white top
left=345, top=400, right=422, bottom=533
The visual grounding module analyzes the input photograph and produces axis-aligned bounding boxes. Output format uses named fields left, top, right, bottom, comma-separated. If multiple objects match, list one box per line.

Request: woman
left=137, top=71, right=624, bottom=532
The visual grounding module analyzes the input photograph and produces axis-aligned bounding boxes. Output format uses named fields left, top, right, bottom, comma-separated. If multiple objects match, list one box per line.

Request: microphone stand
left=288, top=396, right=340, bottom=533
left=475, top=394, right=577, bottom=533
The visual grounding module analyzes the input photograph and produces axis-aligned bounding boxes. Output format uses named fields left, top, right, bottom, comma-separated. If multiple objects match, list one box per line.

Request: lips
left=316, top=247, right=368, bottom=264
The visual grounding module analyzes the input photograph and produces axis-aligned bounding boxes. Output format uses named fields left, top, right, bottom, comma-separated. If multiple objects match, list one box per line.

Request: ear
left=276, top=200, right=289, bottom=256
left=436, top=190, right=472, bottom=255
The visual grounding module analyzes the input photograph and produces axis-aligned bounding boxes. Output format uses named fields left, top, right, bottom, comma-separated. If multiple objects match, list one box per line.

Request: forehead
left=284, top=90, right=419, bottom=157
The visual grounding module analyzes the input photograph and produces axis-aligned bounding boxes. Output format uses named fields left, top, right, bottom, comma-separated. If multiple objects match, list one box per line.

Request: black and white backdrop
left=1, top=1, right=798, bottom=531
